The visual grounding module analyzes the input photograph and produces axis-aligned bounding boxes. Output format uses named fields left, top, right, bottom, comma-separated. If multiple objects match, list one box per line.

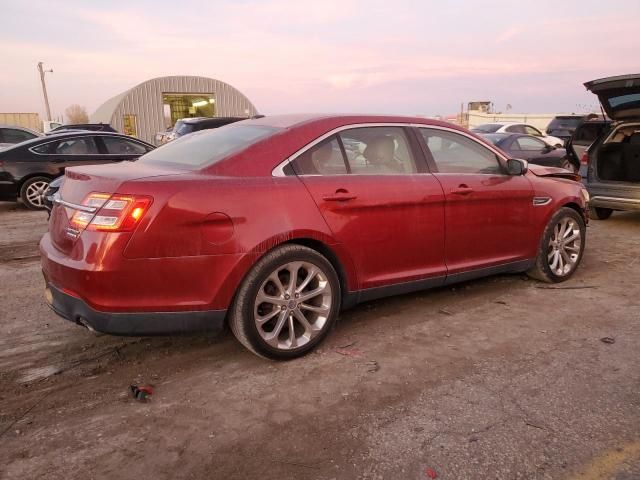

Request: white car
left=471, top=122, right=565, bottom=147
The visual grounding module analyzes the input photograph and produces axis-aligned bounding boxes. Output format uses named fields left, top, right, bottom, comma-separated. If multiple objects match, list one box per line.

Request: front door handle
left=450, top=184, right=474, bottom=195
left=322, top=189, right=357, bottom=202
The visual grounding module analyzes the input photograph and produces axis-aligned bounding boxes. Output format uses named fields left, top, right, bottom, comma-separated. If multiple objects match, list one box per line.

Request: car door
left=416, top=127, right=534, bottom=276
left=512, top=136, right=552, bottom=165
left=96, top=135, right=152, bottom=162
left=289, top=125, right=446, bottom=290
left=36, top=136, right=107, bottom=173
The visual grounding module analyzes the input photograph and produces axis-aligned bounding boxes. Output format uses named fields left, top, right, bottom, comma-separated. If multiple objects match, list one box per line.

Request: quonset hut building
left=90, top=75, right=258, bottom=144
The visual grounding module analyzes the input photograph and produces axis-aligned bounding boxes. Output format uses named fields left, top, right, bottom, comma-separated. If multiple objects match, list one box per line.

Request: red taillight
left=70, top=193, right=152, bottom=232
left=580, top=152, right=589, bottom=165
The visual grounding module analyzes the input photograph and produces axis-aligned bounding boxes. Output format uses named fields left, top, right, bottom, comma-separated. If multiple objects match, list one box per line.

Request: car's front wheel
left=229, top=244, right=341, bottom=359
left=20, top=176, right=51, bottom=210
left=528, top=207, right=586, bottom=283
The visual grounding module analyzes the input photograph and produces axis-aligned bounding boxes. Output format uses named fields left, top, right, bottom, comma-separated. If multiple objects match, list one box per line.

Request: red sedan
left=40, top=115, right=589, bottom=359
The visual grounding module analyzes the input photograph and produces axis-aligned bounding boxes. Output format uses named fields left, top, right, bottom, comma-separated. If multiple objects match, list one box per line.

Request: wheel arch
left=216, top=233, right=358, bottom=315
left=18, top=172, right=56, bottom=190
left=561, top=201, right=587, bottom=223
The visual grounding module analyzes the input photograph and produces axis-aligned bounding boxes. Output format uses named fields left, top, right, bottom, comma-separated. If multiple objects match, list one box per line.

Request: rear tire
left=527, top=207, right=586, bottom=283
left=589, top=207, right=613, bottom=220
left=20, top=176, right=51, bottom=210
left=229, top=244, right=341, bottom=360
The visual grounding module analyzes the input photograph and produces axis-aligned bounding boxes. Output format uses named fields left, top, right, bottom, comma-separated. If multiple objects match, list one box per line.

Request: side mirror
left=542, top=144, right=554, bottom=153
left=506, top=158, right=528, bottom=175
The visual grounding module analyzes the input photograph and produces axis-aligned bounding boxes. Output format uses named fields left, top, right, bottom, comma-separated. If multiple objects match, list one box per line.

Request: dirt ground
left=0, top=200, right=638, bottom=480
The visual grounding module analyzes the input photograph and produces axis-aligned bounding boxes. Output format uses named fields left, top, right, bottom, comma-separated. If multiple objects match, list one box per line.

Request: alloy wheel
left=547, top=217, right=582, bottom=276
left=25, top=180, right=49, bottom=208
left=253, top=261, right=332, bottom=350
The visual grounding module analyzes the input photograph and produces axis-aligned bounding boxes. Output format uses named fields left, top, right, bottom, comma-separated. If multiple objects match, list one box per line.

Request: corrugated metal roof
left=89, top=76, right=258, bottom=143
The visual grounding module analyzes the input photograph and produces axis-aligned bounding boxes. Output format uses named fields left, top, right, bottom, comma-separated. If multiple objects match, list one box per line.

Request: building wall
left=466, top=111, right=558, bottom=131
left=92, top=76, right=258, bottom=144
left=0, top=113, right=42, bottom=132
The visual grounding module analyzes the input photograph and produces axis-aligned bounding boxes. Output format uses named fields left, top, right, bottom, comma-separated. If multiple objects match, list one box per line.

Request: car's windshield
left=139, top=124, right=280, bottom=168
left=174, top=121, right=195, bottom=136
left=472, top=124, right=502, bottom=133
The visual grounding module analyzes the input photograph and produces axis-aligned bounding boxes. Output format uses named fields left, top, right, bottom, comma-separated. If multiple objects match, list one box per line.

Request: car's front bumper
left=45, top=283, right=226, bottom=336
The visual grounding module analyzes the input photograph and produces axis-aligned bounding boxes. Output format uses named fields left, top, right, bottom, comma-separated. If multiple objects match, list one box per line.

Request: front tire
left=528, top=207, right=586, bottom=283
left=589, top=207, right=613, bottom=220
left=229, top=244, right=341, bottom=360
left=20, top=176, right=51, bottom=210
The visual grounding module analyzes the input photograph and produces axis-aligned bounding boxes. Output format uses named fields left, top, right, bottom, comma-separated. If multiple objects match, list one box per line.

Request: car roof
left=179, top=116, right=245, bottom=124
left=238, top=113, right=465, bottom=131
left=4, top=130, right=153, bottom=149
left=0, top=124, right=41, bottom=135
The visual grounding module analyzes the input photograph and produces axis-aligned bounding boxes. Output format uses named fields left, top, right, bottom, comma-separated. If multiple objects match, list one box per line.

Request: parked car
left=155, top=117, right=246, bottom=145
left=565, top=118, right=613, bottom=181
left=41, top=114, right=588, bottom=359
left=478, top=133, right=577, bottom=172
left=579, top=74, right=640, bottom=220
left=471, top=122, right=564, bottom=147
left=0, top=131, right=154, bottom=209
left=0, top=124, right=41, bottom=149
left=546, top=115, right=601, bottom=145
left=47, top=123, right=117, bottom=134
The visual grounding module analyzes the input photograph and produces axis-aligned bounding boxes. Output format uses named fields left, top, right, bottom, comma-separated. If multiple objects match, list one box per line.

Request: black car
left=47, top=123, right=117, bottom=134
left=0, top=131, right=154, bottom=209
left=545, top=114, right=600, bottom=144
left=579, top=74, right=640, bottom=220
left=479, top=133, right=577, bottom=171
left=0, top=125, right=41, bottom=147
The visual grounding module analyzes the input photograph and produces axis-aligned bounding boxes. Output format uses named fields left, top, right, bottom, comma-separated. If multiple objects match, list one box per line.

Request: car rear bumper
left=590, top=195, right=640, bottom=211
left=45, top=283, right=226, bottom=336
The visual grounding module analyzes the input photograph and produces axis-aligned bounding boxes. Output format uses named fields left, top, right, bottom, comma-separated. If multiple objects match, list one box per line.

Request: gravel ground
left=0, top=200, right=638, bottom=480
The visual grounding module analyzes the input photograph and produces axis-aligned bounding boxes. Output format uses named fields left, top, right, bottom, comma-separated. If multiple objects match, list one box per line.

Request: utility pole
left=37, top=62, right=53, bottom=121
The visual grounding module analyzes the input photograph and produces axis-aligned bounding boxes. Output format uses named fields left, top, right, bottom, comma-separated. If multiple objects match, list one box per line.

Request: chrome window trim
left=28, top=135, right=100, bottom=156
left=271, top=122, right=509, bottom=177
left=27, top=135, right=149, bottom=156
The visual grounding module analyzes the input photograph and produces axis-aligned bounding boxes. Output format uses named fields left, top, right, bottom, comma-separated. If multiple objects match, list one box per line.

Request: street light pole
left=37, top=62, right=53, bottom=121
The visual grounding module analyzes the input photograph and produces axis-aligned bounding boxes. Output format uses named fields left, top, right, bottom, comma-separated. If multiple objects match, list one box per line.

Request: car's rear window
left=139, top=124, right=280, bottom=168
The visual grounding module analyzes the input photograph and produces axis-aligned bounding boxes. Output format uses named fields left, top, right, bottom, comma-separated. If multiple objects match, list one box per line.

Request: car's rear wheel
left=589, top=206, right=613, bottom=220
left=528, top=207, right=586, bottom=283
left=20, top=176, right=51, bottom=210
left=229, top=244, right=341, bottom=360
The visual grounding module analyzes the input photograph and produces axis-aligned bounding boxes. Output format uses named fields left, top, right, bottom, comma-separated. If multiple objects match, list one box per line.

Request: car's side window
left=102, top=137, right=149, bottom=155
left=53, top=138, right=99, bottom=155
left=339, top=126, right=416, bottom=175
left=525, top=125, right=542, bottom=136
left=419, top=128, right=503, bottom=174
left=516, top=137, right=546, bottom=151
left=290, top=136, right=348, bottom=175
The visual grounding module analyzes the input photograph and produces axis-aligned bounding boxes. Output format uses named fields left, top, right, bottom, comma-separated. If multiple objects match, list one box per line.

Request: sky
left=1, top=0, right=639, bottom=121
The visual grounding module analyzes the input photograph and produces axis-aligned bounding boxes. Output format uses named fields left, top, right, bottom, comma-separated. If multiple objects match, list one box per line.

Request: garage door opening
left=162, top=93, right=216, bottom=128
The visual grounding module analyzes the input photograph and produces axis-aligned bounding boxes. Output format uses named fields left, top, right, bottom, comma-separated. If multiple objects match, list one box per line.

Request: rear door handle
left=322, top=189, right=357, bottom=202
left=450, top=185, right=474, bottom=195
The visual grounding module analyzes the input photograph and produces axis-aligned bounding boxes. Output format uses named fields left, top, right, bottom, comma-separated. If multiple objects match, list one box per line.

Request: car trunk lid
left=584, top=74, right=640, bottom=121
left=49, top=162, right=181, bottom=254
